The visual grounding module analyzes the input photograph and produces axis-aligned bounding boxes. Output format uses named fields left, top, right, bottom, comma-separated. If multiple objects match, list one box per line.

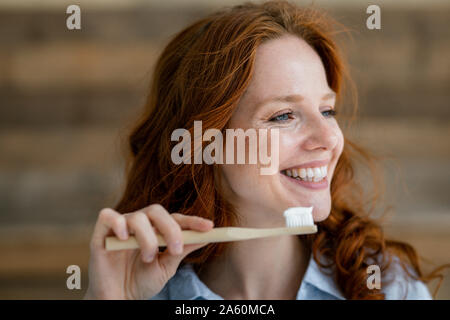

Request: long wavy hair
left=114, top=0, right=446, bottom=299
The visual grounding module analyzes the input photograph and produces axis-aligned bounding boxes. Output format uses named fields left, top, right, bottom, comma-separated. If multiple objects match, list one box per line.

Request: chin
left=312, top=205, right=331, bottom=222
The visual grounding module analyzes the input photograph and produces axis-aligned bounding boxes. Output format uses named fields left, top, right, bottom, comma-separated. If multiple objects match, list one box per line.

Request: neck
left=197, top=234, right=311, bottom=300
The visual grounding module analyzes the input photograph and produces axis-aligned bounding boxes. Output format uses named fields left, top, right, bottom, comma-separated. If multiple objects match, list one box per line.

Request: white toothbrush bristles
left=283, top=206, right=314, bottom=227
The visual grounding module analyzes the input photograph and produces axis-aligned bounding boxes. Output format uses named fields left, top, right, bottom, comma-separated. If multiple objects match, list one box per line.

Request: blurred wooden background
left=0, top=0, right=449, bottom=299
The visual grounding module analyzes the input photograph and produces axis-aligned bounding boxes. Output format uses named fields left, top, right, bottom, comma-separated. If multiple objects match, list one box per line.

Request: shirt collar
left=168, top=263, right=224, bottom=300
left=169, top=254, right=345, bottom=300
left=300, top=254, right=345, bottom=300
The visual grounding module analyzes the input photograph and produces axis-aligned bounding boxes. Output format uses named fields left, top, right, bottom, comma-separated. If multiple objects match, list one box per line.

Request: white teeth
left=313, top=167, right=321, bottom=178
left=299, top=168, right=307, bottom=178
left=283, top=165, right=328, bottom=182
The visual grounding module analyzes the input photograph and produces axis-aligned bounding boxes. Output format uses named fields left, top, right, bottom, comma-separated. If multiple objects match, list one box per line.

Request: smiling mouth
left=280, top=165, right=328, bottom=183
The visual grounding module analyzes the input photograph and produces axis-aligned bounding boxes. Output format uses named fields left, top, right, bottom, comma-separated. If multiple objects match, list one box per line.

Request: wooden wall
left=0, top=1, right=449, bottom=299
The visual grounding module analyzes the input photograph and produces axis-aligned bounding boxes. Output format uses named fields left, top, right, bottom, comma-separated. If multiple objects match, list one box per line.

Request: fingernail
left=172, top=241, right=183, bottom=255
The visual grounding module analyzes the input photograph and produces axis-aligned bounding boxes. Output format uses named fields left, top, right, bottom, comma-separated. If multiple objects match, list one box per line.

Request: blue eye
left=322, top=109, right=337, bottom=117
left=269, top=112, right=292, bottom=122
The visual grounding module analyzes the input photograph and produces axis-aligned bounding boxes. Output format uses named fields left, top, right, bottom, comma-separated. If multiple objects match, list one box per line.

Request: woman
left=84, top=1, right=444, bottom=300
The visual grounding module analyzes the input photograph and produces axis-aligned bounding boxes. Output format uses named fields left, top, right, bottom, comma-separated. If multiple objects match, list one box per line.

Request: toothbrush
left=105, top=206, right=317, bottom=251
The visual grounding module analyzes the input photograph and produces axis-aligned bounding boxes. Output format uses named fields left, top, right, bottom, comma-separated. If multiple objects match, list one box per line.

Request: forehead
left=243, top=34, right=330, bottom=101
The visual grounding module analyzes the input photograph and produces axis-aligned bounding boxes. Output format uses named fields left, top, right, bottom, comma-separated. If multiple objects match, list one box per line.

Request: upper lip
left=281, top=159, right=330, bottom=171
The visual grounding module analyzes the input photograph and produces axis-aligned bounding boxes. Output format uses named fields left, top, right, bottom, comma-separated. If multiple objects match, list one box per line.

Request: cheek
left=334, top=126, right=345, bottom=161
left=219, top=163, right=262, bottom=197
left=277, top=131, right=298, bottom=160
left=327, top=126, right=344, bottom=187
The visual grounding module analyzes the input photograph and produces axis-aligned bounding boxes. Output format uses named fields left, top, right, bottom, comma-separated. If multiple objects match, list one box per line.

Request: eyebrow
left=255, top=92, right=336, bottom=109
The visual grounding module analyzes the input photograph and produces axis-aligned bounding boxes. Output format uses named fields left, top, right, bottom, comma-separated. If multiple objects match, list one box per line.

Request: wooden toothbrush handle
left=105, top=228, right=234, bottom=251
left=105, top=226, right=318, bottom=251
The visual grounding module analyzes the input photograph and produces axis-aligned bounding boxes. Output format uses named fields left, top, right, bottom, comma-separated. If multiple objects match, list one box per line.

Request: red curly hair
left=114, top=0, right=446, bottom=299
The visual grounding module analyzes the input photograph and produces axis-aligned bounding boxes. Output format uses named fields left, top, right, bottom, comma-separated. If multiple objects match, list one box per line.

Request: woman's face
left=218, top=34, right=344, bottom=226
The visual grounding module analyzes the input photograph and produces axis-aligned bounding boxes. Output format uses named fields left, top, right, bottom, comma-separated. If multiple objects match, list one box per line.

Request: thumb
left=157, top=242, right=209, bottom=275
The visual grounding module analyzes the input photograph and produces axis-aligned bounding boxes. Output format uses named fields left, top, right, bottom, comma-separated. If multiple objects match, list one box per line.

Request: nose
left=301, top=113, right=339, bottom=151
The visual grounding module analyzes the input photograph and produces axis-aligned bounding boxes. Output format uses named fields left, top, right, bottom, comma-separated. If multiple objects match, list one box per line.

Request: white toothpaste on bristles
left=283, top=206, right=314, bottom=227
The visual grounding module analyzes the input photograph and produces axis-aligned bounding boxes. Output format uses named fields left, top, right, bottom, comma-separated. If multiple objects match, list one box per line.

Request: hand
left=83, top=204, right=214, bottom=299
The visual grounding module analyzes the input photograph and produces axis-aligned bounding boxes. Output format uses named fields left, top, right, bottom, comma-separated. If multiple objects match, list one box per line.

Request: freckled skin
left=218, top=34, right=344, bottom=226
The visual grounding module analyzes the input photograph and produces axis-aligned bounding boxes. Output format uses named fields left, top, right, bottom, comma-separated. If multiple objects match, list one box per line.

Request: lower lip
left=281, top=173, right=329, bottom=190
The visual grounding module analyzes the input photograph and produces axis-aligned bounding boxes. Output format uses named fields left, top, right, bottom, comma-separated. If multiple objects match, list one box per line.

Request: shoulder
left=381, top=254, right=432, bottom=300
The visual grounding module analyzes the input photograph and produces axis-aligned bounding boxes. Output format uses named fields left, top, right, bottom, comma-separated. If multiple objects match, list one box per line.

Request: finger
left=157, top=241, right=210, bottom=277
left=91, top=208, right=128, bottom=251
left=141, top=204, right=183, bottom=256
left=171, top=213, right=214, bottom=231
left=126, top=212, right=159, bottom=263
